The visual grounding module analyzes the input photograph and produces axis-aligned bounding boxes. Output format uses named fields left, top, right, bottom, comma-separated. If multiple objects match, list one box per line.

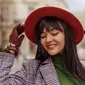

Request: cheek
left=60, top=35, right=65, bottom=49
left=40, top=39, right=45, bottom=47
left=40, top=39, right=47, bottom=51
left=61, top=40, right=65, bottom=51
left=57, top=34, right=65, bottom=49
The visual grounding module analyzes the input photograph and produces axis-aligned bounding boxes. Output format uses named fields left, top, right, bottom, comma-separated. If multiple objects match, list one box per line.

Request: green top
left=51, top=54, right=84, bottom=85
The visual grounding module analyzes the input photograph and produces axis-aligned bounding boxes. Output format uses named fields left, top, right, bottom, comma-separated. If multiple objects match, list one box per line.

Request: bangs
left=39, top=16, right=63, bottom=33
left=35, top=16, right=64, bottom=43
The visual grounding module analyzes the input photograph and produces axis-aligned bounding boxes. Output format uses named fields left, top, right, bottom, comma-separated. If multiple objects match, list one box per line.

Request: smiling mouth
left=47, top=44, right=57, bottom=49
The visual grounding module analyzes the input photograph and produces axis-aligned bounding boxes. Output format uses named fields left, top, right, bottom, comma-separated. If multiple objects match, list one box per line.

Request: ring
left=9, top=43, right=16, bottom=47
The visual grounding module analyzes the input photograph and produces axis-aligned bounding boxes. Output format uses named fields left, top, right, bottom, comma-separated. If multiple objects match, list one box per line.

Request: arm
left=0, top=52, right=27, bottom=85
left=0, top=24, right=26, bottom=85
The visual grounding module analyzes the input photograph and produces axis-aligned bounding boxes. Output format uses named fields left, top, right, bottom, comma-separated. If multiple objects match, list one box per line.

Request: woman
left=0, top=6, right=85, bottom=85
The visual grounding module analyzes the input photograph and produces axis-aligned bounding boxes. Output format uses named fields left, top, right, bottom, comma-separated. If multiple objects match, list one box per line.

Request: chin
left=48, top=51, right=63, bottom=56
left=48, top=52, right=60, bottom=56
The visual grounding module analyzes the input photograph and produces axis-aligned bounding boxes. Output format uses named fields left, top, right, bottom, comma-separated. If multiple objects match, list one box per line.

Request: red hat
left=24, top=6, right=84, bottom=45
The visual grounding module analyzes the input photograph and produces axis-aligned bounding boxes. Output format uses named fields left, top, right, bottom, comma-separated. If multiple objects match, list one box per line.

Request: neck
left=51, top=53, right=64, bottom=63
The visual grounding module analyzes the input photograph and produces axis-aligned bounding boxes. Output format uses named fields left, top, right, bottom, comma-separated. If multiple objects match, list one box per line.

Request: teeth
left=48, top=45, right=55, bottom=48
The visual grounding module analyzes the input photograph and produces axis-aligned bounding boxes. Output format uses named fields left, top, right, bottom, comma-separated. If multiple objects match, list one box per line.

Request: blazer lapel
left=40, top=57, right=60, bottom=85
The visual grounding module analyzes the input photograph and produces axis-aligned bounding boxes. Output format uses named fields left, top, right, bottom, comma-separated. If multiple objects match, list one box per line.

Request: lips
left=46, top=44, right=57, bottom=50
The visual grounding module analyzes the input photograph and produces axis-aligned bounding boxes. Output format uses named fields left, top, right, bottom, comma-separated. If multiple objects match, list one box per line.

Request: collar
left=39, top=57, right=60, bottom=85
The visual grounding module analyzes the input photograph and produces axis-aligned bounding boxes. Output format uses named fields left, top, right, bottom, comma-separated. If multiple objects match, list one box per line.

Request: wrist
left=4, top=43, right=19, bottom=56
left=8, top=49, right=16, bottom=54
left=4, top=47, right=16, bottom=55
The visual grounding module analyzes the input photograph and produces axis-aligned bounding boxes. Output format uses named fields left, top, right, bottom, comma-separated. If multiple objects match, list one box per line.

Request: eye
left=52, top=32, right=59, bottom=36
left=40, top=33, right=46, bottom=38
left=51, top=29, right=59, bottom=36
left=51, top=30, right=59, bottom=35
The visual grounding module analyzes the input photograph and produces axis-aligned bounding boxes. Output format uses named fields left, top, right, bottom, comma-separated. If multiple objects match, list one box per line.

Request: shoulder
left=24, top=59, right=40, bottom=66
left=0, top=52, right=15, bottom=58
left=23, top=59, right=41, bottom=71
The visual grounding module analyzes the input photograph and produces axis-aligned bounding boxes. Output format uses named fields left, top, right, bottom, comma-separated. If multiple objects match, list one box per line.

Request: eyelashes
left=40, top=32, right=59, bottom=39
left=40, top=35, right=46, bottom=38
left=52, top=32, right=59, bottom=36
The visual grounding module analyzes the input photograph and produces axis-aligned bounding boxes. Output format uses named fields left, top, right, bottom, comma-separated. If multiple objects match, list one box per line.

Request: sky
left=67, top=0, right=85, bottom=11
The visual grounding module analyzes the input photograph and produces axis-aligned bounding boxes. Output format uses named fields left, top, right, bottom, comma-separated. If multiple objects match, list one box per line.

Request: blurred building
left=0, top=0, right=69, bottom=56
left=0, top=0, right=85, bottom=55
left=73, top=11, right=85, bottom=60
left=0, top=0, right=85, bottom=72
left=0, top=0, right=15, bottom=50
left=0, top=0, right=69, bottom=73
left=2, top=0, right=85, bottom=71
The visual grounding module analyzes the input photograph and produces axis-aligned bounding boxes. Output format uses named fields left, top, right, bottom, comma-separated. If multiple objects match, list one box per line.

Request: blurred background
left=0, top=0, right=85, bottom=73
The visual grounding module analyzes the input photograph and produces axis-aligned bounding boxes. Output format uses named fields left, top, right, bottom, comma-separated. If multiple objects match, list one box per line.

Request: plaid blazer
left=0, top=52, right=60, bottom=85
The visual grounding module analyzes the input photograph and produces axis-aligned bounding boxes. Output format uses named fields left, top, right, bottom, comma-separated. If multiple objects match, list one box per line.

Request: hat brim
left=24, top=6, right=84, bottom=45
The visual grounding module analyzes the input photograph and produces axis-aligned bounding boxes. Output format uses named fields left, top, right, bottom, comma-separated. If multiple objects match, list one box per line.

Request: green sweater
left=51, top=54, right=84, bottom=85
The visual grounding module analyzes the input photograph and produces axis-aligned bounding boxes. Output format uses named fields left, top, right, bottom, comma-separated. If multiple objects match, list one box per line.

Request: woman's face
left=40, top=26, right=65, bottom=56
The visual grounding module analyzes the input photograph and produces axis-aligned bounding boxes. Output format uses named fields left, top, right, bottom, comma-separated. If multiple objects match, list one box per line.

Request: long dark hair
left=35, top=16, right=85, bottom=82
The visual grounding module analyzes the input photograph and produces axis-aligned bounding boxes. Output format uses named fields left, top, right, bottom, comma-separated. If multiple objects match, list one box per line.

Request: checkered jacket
left=0, top=52, right=60, bottom=85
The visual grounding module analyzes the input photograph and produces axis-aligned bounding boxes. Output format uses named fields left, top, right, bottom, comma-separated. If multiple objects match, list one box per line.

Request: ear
left=84, top=30, right=85, bottom=34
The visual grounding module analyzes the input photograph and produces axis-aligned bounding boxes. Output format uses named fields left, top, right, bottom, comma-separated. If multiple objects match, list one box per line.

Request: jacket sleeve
left=0, top=52, right=27, bottom=85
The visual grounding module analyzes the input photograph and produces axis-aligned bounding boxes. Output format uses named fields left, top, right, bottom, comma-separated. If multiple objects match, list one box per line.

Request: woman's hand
left=9, top=23, right=24, bottom=47
left=5, top=24, right=25, bottom=55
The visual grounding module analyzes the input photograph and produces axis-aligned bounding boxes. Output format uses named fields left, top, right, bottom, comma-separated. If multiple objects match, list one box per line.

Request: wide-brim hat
left=24, top=6, right=84, bottom=45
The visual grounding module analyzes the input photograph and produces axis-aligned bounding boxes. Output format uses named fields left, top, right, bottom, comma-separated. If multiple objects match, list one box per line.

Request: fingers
left=17, top=35, right=25, bottom=47
left=13, top=23, right=21, bottom=31
left=9, top=24, right=24, bottom=47
left=16, top=24, right=24, bottom=35
left=12, top=23, right=24, bottom=36
left=9, top=28, right=18, bottom=44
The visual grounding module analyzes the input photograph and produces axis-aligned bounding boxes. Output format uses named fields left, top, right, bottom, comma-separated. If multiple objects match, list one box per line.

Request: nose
left=46, top=34, right=53, bottom=42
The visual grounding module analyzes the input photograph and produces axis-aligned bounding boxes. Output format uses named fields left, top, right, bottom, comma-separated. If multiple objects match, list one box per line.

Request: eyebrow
left=42, top=28, right=57, bottom=33
left=48, top=27, right=54, bottom=31
left=49, top=28, right=54, bottom=31
left=40, top=32, right=46, bottom=35
left=48, top=28, right=59, bottom=33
